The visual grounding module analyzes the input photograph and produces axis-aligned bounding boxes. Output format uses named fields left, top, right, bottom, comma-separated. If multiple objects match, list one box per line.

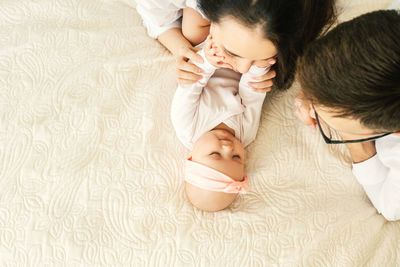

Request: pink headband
left=184, top=158, right=249, bottom=194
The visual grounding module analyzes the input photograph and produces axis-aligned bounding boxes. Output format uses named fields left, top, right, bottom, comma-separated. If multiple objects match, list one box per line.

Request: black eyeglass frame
left=313, top=108, right=392, bottom=144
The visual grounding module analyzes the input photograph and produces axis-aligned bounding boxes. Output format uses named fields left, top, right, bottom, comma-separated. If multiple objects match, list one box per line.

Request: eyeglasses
left=313, top=108, right=392, bottom=144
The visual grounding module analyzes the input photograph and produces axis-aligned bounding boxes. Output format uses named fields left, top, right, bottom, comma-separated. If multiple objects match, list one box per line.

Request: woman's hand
left=175, top=45, right=205, bottom=85
left=157, top=28, right=205, bottom=85
left=248, top=60, right=276, bottom=93
left=294, top=91, right=317, bottom=129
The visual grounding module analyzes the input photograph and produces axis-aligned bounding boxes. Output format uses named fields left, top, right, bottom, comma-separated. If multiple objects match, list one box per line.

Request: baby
left=171, top=39, right=269, bottom=212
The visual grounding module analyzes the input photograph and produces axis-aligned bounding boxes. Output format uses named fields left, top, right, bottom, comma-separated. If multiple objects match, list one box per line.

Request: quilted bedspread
left=0, top=0, right=399, bottom=266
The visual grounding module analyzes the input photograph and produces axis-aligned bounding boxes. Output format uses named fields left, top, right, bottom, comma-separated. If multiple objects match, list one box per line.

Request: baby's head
left=184, top=128, right=248, bottom=212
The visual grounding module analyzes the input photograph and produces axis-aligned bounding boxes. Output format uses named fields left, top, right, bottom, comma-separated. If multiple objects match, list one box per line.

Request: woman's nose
left=236, top=59, right=253, bottom=74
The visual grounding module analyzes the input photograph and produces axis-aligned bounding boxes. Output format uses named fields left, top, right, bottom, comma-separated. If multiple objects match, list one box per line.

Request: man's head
left=297, top=10, right=400, bottom=139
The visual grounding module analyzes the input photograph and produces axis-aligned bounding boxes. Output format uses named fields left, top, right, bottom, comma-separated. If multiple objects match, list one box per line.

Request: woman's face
left=210, top=16, right=278, bottom=74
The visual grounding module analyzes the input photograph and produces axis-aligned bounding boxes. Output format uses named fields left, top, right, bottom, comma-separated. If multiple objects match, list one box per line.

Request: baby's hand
left=204, top=35, right=233, bottom=69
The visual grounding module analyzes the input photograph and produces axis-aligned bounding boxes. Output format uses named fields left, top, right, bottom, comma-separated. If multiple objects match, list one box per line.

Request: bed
left=0, top=0, right=399, bottom=265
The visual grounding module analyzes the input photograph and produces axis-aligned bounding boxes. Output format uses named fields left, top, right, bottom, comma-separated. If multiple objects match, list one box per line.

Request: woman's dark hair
left=198, top=0, right=337, bottom=90
left=298, top=10, right=400, bottom=131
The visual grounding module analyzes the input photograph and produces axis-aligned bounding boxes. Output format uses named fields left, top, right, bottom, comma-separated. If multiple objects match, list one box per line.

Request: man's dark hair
left=298, top=10, right=400, bottom=132
left=199, top=0, right=337, bottom=90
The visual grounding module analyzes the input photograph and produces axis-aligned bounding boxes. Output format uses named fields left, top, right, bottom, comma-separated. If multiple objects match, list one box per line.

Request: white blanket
left=0, top=0, right=398, bottom=265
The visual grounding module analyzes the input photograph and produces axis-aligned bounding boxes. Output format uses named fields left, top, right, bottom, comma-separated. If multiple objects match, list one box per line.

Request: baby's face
left=191, top=129, right=245, bottom=182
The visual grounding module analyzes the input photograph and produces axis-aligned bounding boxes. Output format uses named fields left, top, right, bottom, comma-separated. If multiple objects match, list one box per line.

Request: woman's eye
left=223, top=49, right=237, bottom=58
left=232, top=155, right=241, bottom=159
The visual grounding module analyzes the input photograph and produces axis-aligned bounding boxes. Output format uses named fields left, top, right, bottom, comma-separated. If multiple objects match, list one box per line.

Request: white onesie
left=171, top=50, right=268, bottom=150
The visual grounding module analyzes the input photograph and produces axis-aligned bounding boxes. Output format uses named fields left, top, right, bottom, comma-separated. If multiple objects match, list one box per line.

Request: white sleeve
left=136, top=0, right=182, bottom=39
left=185, top=0, right=208, bottom=19
left=388, top=0, right=400, bottom=10
left=237, top=66, right=268, bottom=147
left=352, top=140, right=400, bottom=221
left=170, top=50, right=218, bottom=149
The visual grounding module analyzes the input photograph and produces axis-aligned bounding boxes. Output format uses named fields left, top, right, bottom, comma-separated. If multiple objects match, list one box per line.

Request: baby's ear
left=393, top=132, right=400, bottom=136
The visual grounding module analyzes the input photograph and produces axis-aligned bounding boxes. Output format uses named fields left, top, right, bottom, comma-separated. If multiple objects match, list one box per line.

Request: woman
left=191, top=0, right=337, bottom=91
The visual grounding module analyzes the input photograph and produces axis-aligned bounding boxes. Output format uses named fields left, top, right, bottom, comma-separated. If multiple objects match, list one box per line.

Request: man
left=295, top=9, right=400, bottom=221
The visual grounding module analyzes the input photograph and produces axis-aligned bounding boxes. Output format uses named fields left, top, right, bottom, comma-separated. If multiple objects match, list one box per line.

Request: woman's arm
left=182, top=7, right=210, bottom=46
left=136, top=0, right=182, bottom=39
left=158, top=28, right=206, bottom=85
left=136, top=1, right=205, bottom=84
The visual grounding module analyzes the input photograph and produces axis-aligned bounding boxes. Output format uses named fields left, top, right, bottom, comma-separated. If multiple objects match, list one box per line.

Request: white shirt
left=352, top=135, right=400, bottom=221
left=171, top=50, right=268, bottom=150
left=389, top=0, right=400, bottom=9
left=136, top=0, right=204, bottom=38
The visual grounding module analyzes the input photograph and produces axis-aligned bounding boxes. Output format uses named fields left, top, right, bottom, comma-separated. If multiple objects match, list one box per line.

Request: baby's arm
left=182, top=7, right=210, bottom=46
left=238, top=66, right=269, bottom=146
left=170, top=50, right=218, bottom=148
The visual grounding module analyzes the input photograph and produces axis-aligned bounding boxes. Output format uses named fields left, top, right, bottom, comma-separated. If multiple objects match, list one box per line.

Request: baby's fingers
left=206, top=47, right=223, bottom=58
left=205, top=48, right=225, bottom=64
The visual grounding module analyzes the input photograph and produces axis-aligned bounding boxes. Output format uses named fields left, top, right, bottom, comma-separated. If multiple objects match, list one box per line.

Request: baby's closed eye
left=209, top=152, right=241, bottom=161
left=209, top=152, right=221, bottom=158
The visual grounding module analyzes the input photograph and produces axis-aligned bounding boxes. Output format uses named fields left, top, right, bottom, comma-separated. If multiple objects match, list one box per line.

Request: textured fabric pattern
left=0, top=0, right=399, bottom=266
